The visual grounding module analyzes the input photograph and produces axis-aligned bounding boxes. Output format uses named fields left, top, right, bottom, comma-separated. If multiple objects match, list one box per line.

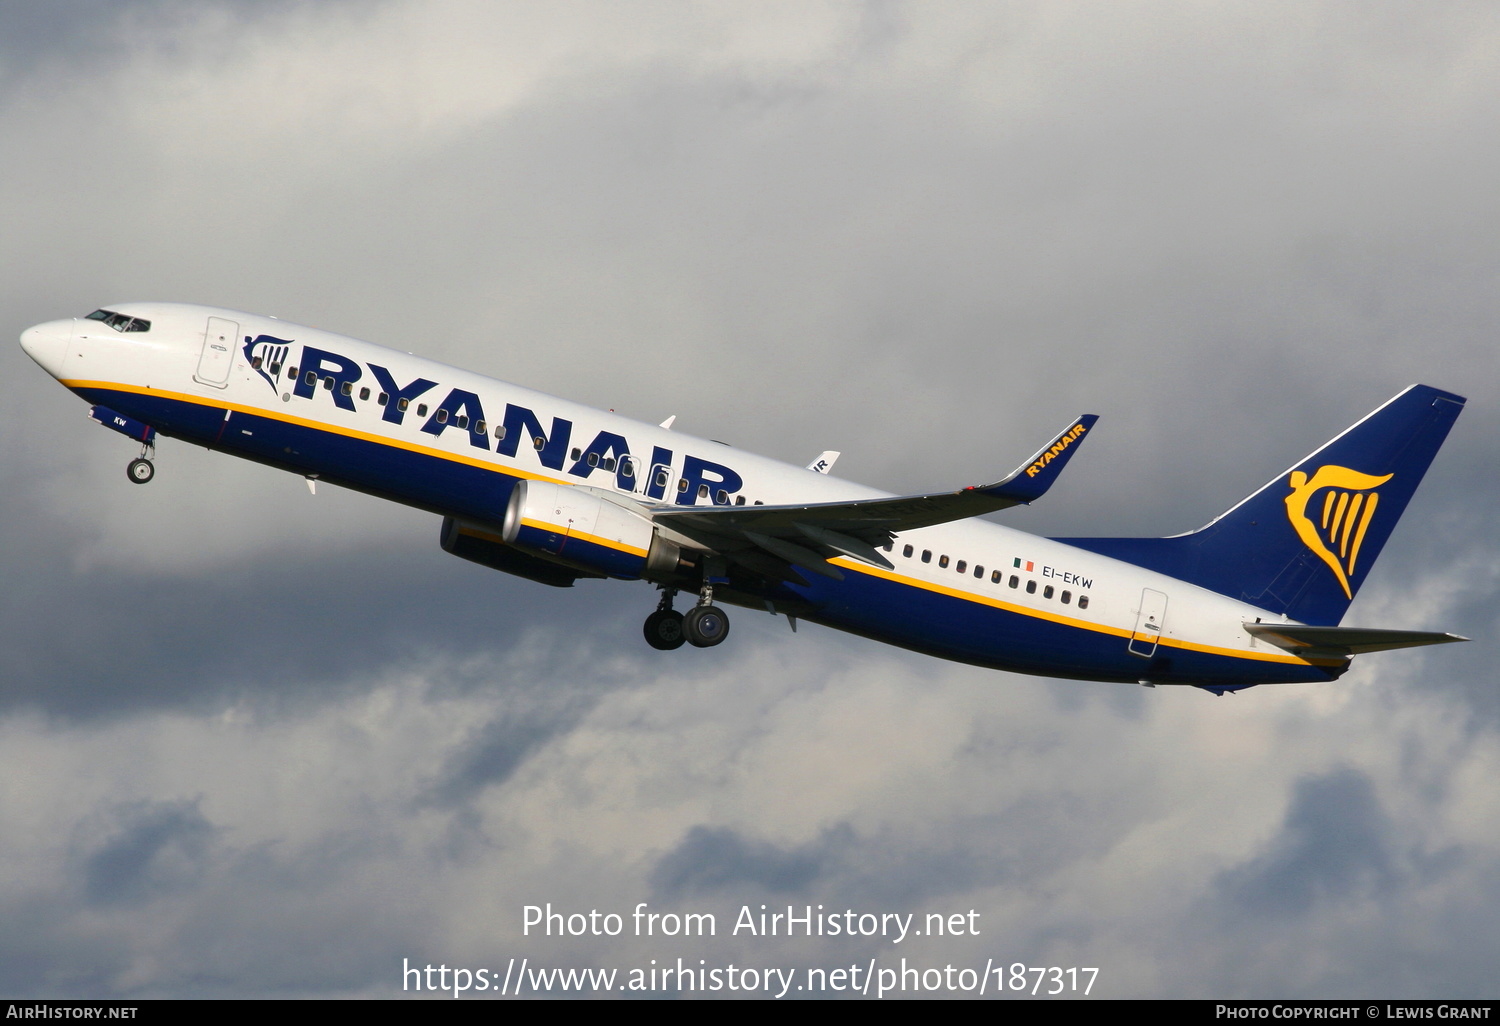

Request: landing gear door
left=194, top=317, right=238, bottom=388
left=1129, top=588, right=1168, bottom=658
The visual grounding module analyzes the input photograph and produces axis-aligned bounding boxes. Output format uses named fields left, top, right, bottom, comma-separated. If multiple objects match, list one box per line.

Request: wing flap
left=646, top=413, right=1097, bottom=578
left=654, top=414, right=1098, bottom=539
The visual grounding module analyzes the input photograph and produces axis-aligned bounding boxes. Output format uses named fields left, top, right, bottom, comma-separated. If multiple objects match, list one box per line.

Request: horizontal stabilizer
left=1244, top=623, right=1468, bottom=655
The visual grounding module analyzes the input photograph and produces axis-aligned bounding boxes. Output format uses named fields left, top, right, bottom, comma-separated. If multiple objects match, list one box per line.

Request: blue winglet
left=987, top=414, right=1099, bottom=504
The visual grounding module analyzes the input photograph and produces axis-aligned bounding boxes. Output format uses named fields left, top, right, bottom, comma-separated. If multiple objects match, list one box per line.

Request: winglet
left=984, top=414, right=1099, bottom=504
left=806, top=451, right=841, bottom=474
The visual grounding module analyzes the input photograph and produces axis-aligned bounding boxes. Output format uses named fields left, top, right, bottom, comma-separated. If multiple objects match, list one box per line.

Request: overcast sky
left=2, top=0, right=1498, bottom=999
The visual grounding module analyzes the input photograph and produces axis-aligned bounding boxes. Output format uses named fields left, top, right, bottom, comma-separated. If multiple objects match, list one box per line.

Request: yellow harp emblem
left=1284, top=466, right=1394, bottom=599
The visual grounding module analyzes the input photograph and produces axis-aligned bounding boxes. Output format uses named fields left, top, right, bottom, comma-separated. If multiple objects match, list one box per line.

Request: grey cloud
left=0, top=895, right=129, bottom=996
left=425, top=705, right=593, bottom=808
left=1217, top=767, right=1395, bottom=917
left=651, top=825, right=828, bottom=897
left=76, top=797, right=216, bottom=907
left=0, top=480, right=646, bottom=721
left=2, top=0, right=1499, bottom=1000
left=0, top=0, right=352, bottom=92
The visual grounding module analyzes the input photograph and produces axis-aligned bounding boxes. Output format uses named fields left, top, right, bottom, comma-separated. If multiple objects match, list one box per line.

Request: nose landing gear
left=86, top=406, right=158, bottom=485
left=126, top=439, right=156, bottom=484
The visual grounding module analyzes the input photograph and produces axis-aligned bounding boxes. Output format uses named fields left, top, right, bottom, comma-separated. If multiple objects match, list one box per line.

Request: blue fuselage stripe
left=81, top=384, right=1339, bottom=687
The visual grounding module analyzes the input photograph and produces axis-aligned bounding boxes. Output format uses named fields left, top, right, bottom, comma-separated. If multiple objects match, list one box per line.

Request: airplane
left=19, top=303, right=1468, bottom=695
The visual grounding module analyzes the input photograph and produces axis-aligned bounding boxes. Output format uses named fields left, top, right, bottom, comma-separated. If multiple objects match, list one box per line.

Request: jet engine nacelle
left=440, top=516, right=596, bottom=588
left=502, top=479, right=683, bottom=581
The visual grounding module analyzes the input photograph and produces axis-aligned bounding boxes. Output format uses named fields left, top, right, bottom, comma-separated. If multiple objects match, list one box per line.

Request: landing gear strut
left=126, top=441, right=156, bottom=484
left=683, top=580, right=730, bottom=648
left=642, top=579, right=732, bottom=650
left=643, top=588, right=685, bottom=650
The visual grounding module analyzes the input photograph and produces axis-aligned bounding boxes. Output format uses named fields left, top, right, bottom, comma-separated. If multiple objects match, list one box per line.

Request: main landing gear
left=644, top=590, right=685, bottom=650
left=643, top=584, right=731, bottom=651
left=126, top=442, right=156, bottom=484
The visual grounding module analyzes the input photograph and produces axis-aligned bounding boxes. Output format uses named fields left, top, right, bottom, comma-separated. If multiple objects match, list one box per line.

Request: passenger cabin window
left=305, top=371, right=316, bottom=385
left=456, top=415, right=469, bottom=429
left=322, top=376, right=334, bottom=390
left=341, top=382, right=353, bottom=396
left=991, top=570, right=1002, bottom=584
left=1009, top=575, right=1019, bottom=588
left=1061, top=591, right=1071, bottom=604
left=398, top=398, right=409, bottom=411
left=359, top=387, right=370, bottom=401
left=939, top=555, right=950, bottom=569
left=921, top=550, right=932, bottom=564
left=417, top=404, right=428, bottom=417
left=378, top=392, right=389, bottom=405
left=1026, top=580, right=1037, bottom=594
left=1078, top=595, right=1090, bottom=610
left=715, top=489, right=728, bottom=503
left=251, top=356, right=263, bottom=369
left=734, top=495, right=745, bottom=506
left=1043, top=585, right=1054, bottom=599
left=903, top=544, right=914, bottom=558
left=494, top=426, right=506, bottom=440
left=570, top=447, right=582, bottom=461
left=436, top=409, right=449, bottom=423
left=974, top=565, right=984, bottom=578
left=955, top=560, right=966, bottom=573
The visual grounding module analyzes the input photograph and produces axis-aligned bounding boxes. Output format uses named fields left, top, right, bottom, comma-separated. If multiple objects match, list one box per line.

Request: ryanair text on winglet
left=1024, top=423, right=1089, bottom=478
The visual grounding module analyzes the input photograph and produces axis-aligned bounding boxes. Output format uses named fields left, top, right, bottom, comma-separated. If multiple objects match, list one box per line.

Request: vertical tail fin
left=1056, top=385, right=1465, bottom=625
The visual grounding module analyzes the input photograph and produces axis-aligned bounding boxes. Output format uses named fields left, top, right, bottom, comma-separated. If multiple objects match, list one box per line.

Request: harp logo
left=242, top=334, right=296, bottom=394
left=1284, top=465, right=1394, bottom=599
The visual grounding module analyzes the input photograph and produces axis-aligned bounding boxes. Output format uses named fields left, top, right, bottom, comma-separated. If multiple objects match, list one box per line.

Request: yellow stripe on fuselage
left=517, top=518, right=650, bottom=559
left=826, top=558, right=1341, bottom=668
left=65, top=378, right=571, bottom=485
left=71, top=378, right=1336, bottom=670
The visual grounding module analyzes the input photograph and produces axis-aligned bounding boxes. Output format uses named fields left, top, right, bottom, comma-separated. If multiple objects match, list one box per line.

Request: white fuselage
left=20, top=303, right=1342, bottom=687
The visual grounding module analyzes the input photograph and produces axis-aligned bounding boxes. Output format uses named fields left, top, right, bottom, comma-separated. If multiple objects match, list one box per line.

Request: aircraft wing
left=649, top=414, right=1098, bottom=581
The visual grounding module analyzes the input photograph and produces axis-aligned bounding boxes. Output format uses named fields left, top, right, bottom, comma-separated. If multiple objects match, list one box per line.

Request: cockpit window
left=85, top=309, right=150, bottom=333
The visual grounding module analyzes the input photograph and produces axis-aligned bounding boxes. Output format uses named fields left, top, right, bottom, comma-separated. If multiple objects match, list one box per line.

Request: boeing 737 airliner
left=20, top=303, right=1467, bottom=693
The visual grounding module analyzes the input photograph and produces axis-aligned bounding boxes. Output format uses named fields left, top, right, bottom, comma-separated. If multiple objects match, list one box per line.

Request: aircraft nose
left=19, top=319, right=72, bottom=378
